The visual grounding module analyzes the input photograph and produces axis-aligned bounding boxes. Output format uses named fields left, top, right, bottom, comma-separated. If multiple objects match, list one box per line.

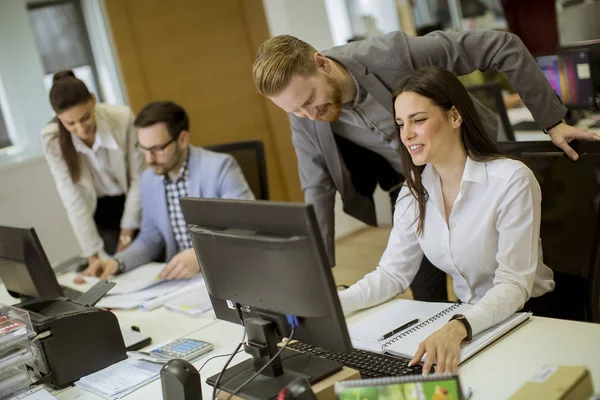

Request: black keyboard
left=286, top=341, right=426, bottom=379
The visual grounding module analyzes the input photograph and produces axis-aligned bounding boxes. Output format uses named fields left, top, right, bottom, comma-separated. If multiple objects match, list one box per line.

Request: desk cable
left=224, top=327, right=296, bottom=400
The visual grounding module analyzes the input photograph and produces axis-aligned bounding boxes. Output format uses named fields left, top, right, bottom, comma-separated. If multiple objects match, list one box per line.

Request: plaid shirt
left=164, top=153, right=192, bottom=252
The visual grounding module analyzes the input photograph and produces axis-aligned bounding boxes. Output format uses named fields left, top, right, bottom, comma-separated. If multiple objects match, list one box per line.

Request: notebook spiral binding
left=382, top=303, right=463, bottom=349
left=336, top=373, right=456, bottom=389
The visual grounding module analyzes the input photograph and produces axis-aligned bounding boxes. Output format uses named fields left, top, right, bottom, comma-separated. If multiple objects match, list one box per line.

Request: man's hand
left=159, top=248, right=200, bottom=280
left=117, top=228, right=135, bottom=252
left=80, top=259, right=118, bottom=280
left=409, top=320, right=467, bottom=375
left=548, top=122, right=600, bottom=161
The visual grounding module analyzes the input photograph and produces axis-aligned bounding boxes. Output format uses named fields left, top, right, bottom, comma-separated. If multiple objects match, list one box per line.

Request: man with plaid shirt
left=83, top=101, right=254, bottom=280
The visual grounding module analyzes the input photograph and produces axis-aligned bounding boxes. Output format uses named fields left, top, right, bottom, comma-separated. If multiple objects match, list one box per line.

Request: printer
left=19, top=295, right=127, bottom=387
left=0, top=225, right=127, bottom=387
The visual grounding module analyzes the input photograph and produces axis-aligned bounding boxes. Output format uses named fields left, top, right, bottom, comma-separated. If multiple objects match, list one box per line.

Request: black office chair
left=496, top=140, right=600, bottom=323
left=467, top=82, right=516, bottom=141
left=205, top=140, right=269, bottom=200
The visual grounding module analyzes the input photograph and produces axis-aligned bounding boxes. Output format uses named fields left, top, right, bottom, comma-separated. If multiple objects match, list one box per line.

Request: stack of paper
left=79, top=263, right=208, bottom=311
left=75, top=358, right=162, bottom=400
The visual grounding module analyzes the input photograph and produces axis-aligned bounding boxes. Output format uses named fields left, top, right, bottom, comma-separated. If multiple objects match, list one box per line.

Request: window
left=0, top=106, right=10, bottom=150
left=27, top=0, right=102, bottom=99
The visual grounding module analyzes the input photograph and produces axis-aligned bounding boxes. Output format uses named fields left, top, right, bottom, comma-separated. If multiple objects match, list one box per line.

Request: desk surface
left=1, top=270, right=599, bottom=399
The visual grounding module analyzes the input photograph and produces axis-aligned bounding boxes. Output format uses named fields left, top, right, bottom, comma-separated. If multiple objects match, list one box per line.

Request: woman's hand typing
left=409, top=320, right=467, bottom=375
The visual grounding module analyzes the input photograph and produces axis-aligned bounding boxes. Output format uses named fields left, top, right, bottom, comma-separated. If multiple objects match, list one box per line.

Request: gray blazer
left=291, top=30, right=567, bottom=266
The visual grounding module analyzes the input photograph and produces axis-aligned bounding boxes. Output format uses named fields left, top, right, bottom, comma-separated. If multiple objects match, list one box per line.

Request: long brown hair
left=49, top=70, right=93, bottom=182
left=395, top=66, right=504, bottom=235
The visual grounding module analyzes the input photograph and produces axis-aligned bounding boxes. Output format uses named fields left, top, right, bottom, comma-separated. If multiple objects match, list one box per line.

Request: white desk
left=2, top=278, right=600, bottom=399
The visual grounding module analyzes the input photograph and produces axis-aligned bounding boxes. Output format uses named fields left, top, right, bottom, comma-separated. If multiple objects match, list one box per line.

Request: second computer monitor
left=536, top=49, right=597, bottom=110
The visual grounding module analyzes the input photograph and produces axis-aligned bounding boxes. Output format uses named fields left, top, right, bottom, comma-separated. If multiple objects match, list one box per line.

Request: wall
left=0, top=157, right=78, bottom=264
left=0, top=1, right=122, bottom=263
left=0, top=1, right=52, bottom=155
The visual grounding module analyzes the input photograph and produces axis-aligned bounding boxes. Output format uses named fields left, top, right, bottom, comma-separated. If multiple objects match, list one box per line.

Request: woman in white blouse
left=339, top=66, right=555, bottom=374
left=42, top=70, right=145, bottom=266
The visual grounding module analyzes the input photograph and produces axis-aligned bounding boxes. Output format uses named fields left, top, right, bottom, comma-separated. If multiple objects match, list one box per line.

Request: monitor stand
left=206, top=317, right=342, bottom=399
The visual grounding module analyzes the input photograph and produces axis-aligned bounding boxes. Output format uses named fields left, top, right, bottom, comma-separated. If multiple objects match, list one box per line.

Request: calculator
left=148, top=338, right=213, bottom=361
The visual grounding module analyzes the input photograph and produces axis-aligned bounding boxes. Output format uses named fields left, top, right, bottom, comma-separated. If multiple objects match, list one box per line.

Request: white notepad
left=349, top=299, right=530, bottom=363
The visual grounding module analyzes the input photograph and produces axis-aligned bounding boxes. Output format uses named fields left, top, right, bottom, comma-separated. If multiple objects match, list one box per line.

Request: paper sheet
left=164, top=280, right=213, bottom=316
left=80, top=263, right=166, bottom=295
left=96, top=279, right=189, bottom=309
left=75, top=358, right=162, bottom=400
left=10, top=387, right=57, bottom=400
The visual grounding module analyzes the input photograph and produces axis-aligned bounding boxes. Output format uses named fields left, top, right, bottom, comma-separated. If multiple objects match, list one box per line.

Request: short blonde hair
left=253, top=35, right=318, bottom=96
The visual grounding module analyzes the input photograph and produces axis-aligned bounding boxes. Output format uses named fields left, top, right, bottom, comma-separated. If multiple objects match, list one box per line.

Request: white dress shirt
left=339, top=157, right=555, bottom=336
left=71, top=119, right=124, bottom=197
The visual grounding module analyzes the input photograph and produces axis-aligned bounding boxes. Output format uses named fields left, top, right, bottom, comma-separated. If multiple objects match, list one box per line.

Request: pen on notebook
left=377, top=318, right=419, bottom=341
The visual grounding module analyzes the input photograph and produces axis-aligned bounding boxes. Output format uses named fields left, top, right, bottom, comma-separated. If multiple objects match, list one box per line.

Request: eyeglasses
left=135, top=137, right=177, bottom=156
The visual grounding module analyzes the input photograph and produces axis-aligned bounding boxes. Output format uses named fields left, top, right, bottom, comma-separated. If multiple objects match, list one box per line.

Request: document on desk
left=96, top=275, right=206, bottom=310
left=75, top=357, right=162, bottom=400
left=348, top=298, right=530, bottom=363
left=80, top=262, right=166, bottom=295
left=164, top=279, right=213, bottom=316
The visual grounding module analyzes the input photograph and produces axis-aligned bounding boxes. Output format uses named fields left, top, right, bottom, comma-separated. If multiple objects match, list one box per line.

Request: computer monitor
left=180, top=198, right=352, bottom=399
left=535, top=49, right=597, bottom=110
left=561, top=39, right=600, bottom=104
left=0, top=225, right=66, bottom=300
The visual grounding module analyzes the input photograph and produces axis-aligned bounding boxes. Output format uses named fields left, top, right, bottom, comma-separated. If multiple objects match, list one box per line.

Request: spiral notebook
left=335, top=373, right=466, bottom=400
left=349, top=299, right=530, bottom=363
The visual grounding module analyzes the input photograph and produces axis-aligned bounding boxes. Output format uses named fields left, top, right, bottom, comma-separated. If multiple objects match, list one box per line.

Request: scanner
left=0, top=226, right=127, bottom=387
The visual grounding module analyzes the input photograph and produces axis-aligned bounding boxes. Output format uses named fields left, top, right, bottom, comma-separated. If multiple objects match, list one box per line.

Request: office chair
left=205, top=140, right=269, bottom=200
left=496, top=140, right=600, bottom=323
left=467, top=82, right=516, bottom=141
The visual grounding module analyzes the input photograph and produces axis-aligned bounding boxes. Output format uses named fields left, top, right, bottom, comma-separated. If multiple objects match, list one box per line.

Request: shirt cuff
left=463, top=306, right=491, bottom=337
left=338, top=286, right=365, bottom=315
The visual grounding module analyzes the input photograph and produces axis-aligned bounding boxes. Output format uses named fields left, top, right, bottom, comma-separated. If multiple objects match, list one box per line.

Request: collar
left=346, top=71, right=365, bottom=109
left=70, top=117, right=119, bottom=153
left=421, top=156, right=488, bottom=191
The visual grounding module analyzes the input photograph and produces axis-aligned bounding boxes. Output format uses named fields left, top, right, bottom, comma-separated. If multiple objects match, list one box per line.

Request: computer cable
left=217, top=346, right=311, bottom=393
left=211, top=327, right=247, bottom=400
left=198, top=348, right=244, bottom=372
left=225, top=327, right=296, bottom=400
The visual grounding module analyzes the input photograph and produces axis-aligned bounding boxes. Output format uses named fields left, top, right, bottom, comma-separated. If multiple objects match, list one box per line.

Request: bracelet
left=119, top=235, right=132, bottom=245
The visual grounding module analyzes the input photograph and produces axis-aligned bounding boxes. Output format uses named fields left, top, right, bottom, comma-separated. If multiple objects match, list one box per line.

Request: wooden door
left=104, top=0, right=303, bottom=201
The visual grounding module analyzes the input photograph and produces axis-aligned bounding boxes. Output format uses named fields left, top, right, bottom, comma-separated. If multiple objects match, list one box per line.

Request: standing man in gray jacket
left=252, top=30, right=598, bottom=302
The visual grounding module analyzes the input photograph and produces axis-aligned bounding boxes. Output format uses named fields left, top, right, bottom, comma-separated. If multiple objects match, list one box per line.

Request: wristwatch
left=449, top=314, right=472, bottom=342
left=542, top=119, right=565, bottom=134
left=119, top=235, right=132, bottom=246
left=114, top=257, right=126, bottom=275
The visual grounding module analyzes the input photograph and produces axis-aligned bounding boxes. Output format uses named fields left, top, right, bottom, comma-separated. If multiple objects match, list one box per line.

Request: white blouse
left=71, top=119, right=124, bottom=198
left=339, top=156, right=555, bottom=336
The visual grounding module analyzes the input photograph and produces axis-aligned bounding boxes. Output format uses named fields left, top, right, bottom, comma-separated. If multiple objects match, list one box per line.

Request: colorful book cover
left=337, top=377, right=462, bottom=400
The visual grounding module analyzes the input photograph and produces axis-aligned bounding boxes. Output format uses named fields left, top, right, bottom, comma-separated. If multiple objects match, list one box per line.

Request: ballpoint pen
left=377, top=318, right=420, bottom=341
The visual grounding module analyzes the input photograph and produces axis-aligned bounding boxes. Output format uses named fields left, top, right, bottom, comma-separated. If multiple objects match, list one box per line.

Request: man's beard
left=316, top=75, right=343, bottom=122
left=150, top=146, right=185, bottom=176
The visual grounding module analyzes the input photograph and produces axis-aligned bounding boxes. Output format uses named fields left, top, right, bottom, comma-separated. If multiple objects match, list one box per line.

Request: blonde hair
left=253, top=35, right=318, bottom=96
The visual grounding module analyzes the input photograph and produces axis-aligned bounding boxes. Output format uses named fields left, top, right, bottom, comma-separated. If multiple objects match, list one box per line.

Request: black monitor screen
left=0, top=226, right=63, bottom=299
left=536, top=50, right=596, bottom=109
